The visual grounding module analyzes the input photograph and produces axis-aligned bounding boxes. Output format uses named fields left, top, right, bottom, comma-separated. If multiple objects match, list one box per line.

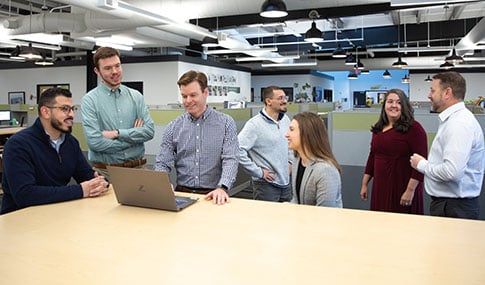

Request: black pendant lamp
left=304, top=22, right=323, bottom=42
left=445, top=48, right=464, bottom=63
left=260, top=0, right=288, bottom=18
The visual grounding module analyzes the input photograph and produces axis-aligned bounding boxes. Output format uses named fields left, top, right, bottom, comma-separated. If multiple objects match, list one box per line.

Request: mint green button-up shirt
left=81, top=83, right=154, bottom=164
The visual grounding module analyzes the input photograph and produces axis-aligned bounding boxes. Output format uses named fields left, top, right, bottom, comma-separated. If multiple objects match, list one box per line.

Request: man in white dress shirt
left=410, top=71, right=484, bottom=219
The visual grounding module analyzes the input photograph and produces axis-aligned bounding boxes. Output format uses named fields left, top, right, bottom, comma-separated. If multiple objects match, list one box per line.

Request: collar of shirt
left=260, top=108, right=284, bottom=123
left=47, top=132, right=66, bottom=153
left=439, top=101, right=465, bottom=123
left=186, top=105, right=212, bottom=122
left=99, top=82, right=122, bottom=96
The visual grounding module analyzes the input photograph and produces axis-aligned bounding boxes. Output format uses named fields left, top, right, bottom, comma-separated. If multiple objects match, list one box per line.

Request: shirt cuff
left=416, top=159, right=428, bottom=173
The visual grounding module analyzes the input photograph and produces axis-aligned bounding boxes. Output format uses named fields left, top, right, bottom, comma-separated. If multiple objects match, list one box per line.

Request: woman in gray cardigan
left=285, top=112, right=343, bottom=207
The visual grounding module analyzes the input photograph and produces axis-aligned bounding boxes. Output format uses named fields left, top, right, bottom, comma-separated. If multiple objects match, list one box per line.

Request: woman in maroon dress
left=360, top=89, right=427, bottom=214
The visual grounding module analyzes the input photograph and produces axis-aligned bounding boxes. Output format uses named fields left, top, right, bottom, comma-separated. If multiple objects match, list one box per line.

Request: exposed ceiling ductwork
left=0, top=0, right=484, bottom=71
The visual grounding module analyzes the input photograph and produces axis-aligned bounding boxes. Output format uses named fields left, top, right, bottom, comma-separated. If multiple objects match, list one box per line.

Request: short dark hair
left=93, top=46, right=120, bottom=69
left=433, top=71, right=467, bottom=100
left=262, top=86, right=283, bottom=105
left=177, top=70, right=208, bottom=92
left=38, top=88, right=72, bottom=113
left=371, top=89, right=414, bottom=133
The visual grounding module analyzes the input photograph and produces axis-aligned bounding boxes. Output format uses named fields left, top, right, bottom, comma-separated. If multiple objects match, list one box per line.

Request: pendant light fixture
left=260, top=0, right=288, bottom=18
left=19, top=42, right=42, bottom=61
left=304, top=22, right=323, bottom=42
left=440, top=61, right=454, bottom=69
left=344, top=53, right=357, bottom=65
left=354, top=59, right=364, bottom=70
left=9, top=45, right=24, bottom=60
left=392, top=22, right=407, bottom=68
left=201, top=36, right=219, bottom=47
left=392, top=54, right=408, bottom=68
left=34, top=54, right=54, bottom=66
left=19, top=2, right=42, bottom=61
left=445, top=48, right=464, bottom=63
left=401, top=74, right=410, bottom=83
left=360, top=69, right=370, bottom=74
left=383, top=69, right=391, bottom=79
left=304, top=10, right=323, bottom=43
left=347, top=71, right=358, bottom=79
left=332, top=44, right=346, bottom=58
left=201, top=17, right=219, bottom=47
left=424, top=75, right=432, bottom=82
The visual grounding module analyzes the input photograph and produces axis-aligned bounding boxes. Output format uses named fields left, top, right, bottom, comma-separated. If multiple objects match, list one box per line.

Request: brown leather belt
left=92, top=158, right=147, bottom=169
left=175, top=185, right=212, bottom=194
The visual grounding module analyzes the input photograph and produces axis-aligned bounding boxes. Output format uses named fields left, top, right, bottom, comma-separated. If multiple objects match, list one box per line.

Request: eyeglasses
left=46, top=105, right=78, bottom=114
left=273, top=95, right=288, bottom=101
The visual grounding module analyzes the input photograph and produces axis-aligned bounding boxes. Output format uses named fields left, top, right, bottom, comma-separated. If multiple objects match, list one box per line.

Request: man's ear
left=39, top=106, right=50, bottom=119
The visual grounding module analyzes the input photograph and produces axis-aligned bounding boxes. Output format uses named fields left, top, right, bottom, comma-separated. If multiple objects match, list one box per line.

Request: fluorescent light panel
left=11, top=33, right=64, bottom=46
left=95, top=41, right=133, bottom=51
left=236, top=55, right=300, bottom=62
left=204, top=47, right=277, bottom=55
left=117, top=2, right=216, bottom=39
left=261, top=62, right=317, bottom=67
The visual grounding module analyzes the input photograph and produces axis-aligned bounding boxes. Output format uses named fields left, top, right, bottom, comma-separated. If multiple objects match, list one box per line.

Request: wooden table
left=1, top=190, right=484, bottom=284
left=0, top=126, right=25, bottom=136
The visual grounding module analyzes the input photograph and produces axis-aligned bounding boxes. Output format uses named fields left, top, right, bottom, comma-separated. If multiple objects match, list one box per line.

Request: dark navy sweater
left=1, top=118, right=94, bottom=214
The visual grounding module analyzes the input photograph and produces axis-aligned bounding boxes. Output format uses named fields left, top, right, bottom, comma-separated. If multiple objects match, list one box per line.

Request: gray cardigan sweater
left=291, top=156, right=343, bottom=208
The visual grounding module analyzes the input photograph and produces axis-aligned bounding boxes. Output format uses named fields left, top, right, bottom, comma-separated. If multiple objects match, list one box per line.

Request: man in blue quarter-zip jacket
left=1, top=88, right=109, bottom=214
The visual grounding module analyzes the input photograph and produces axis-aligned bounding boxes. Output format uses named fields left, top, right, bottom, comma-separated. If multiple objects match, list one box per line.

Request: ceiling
left=1, top=0, right=485, bottom=72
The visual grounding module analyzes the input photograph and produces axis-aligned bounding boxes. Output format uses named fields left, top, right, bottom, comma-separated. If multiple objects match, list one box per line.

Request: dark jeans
left=430, top=196, right=480, bottom=220
left=252, top=180, right=292, bottom=202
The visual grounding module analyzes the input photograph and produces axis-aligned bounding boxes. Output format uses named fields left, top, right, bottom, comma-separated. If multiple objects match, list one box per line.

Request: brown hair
left=433, top=71, right=467, bottom=100
left=93, top=47, right=120, bottom=69
left=293, top=112, right=341, bottom=173
left=177, top=70, right=208, bottom=92
left=262, top=86, right=283, bottom=105
left=371, top=88, right=414, bottom=133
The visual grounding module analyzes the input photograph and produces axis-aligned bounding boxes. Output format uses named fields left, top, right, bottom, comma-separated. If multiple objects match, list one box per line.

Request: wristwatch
left=218, top=184, right=228, bottom=191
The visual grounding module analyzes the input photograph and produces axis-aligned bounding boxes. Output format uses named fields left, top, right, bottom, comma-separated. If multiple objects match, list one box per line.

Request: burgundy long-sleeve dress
left=364, top=120, right=428, bottom=214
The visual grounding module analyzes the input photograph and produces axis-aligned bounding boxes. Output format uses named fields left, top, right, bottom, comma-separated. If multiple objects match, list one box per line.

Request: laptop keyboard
left=175, top=197, right=186, bottom=207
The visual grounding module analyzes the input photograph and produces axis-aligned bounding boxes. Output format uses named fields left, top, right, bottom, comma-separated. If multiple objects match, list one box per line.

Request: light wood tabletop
left=1, top=189, right=484, bottom=285
left=0, top=126, right=25, bottom=136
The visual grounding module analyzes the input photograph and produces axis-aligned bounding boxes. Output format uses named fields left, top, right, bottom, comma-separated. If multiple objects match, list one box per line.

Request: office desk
left=0, top=126, right=24, bottom=136
left=1, top=190, right=484, bottom=285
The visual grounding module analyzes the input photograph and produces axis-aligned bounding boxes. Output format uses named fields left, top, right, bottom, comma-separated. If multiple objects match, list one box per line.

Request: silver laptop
left=107, top=166, right=198, bottom=211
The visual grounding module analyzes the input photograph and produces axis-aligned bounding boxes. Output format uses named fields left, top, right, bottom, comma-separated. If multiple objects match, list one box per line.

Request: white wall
left=0, top=60, right=251, bottom=107
left=121, top=61, right=180, bottom=106
left=410, top=72, right=485, bottom=101
left=0, top=66, right=86, bottom=105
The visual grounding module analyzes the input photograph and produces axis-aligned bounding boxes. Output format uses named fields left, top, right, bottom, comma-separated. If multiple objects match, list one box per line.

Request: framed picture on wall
left=36, top=84, right=70, bottom=103
left=8, top=91, right=25, bottom=104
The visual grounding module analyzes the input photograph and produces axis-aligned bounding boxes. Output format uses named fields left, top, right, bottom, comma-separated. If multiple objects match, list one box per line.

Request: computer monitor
left=0, top=110, right=11, bottom=122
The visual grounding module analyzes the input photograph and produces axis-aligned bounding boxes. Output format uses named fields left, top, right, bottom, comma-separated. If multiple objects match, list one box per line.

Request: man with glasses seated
left=238, top=86, right=293, bottom=202
left=1, top=88, right=109, bottom=214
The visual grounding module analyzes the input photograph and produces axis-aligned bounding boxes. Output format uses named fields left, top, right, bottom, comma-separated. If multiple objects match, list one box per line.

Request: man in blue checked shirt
left=155, top=70, right=239, bottom=205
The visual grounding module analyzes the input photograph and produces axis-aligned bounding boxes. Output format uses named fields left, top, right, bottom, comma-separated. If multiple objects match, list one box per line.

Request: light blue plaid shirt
left=155, top=107, right=239, bottom=190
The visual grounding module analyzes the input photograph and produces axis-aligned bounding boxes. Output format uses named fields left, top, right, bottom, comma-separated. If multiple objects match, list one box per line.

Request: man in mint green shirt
left=81, top=47, right=154, bottom=179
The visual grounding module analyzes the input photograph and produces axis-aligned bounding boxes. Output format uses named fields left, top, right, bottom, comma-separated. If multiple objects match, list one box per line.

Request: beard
left=50, top=117, right=72, bottom=134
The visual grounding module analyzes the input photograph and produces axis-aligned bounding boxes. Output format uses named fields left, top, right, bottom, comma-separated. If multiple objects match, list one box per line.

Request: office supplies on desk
left=107, top=166, right=198, bottom=211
